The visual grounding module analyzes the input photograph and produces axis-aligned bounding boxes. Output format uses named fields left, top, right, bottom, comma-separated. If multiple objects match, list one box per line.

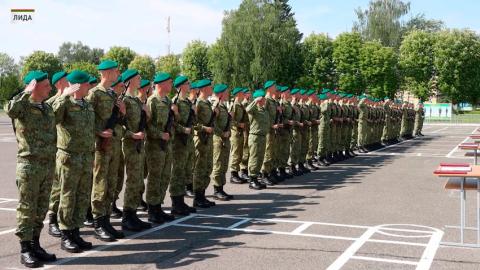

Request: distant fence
left=425, top=114, right=480, bottom=124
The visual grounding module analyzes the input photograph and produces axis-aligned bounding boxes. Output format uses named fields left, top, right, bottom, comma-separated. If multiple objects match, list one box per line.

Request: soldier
left=246, top=89, right=268, bottom=190
left=414, top=102, right=425, bottom=136
left=52, top=70, right=95, bottom=253
left=289, top=88, right=303, bottom=176
left=85, top=60, right=124, bottom=241
left=349, top=95, right=359, bottom=156
left=239, top=88, right=251, bottom=182
left=261, top=81, right=281, bottom=185
left=357, top=96, right=369, bottom=153
left=277, top=86, right=294, bottom=178
left=400, top=102, right=409, bottom=140
left=89, top=76, right=98, bottom=87
left=145, top=72, right=176, bottom=223
left=317, top=92, right=331, bottom=166
left=5, top=71, right=57, bottom=267
left=299, top=90, right=311, bottom=172
left=306, top=90, right=320, bottom=170
left=119, top=71, right=152, bottom=231
left=229, top=87, right=249, bottom=184
left=170, top=75, right=197, bottom=215
left=211, top=84, right=234, bottom=200
left=185, top=81, right=199, bottom=198
left=192, top=79, right=217, bottom=207
left=46, top=70, right=68, bottom=238
left=112, top=76, right=125, bottom=219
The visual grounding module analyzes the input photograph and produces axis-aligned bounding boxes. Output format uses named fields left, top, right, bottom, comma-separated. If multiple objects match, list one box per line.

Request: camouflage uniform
left=246, top=102, right=269, bottom=177
left=261, top=97, right=277, bottom=175
left=414, top=105, right=425, bottom=136
left=193, top=98, right=214, bottom=192
left=278, top=100, right=293, bottom=169
left=240, top=99, right=250, bottom=173
left=5, top=93, right=56, bottom=241
left=211, top=102, right=231, bottom=187
left=229, top=100, right=247, bottom=172
left=52, top=96, right=95, bottom=230
left=317, top=100, right=331, bottom=158
left=300, top=102, right=311, bottom=163
left=45, top=94, right=62, bottom=218
left=290, top=102, right=302, bottom=166
left=307, top=101, right=319, bottom=160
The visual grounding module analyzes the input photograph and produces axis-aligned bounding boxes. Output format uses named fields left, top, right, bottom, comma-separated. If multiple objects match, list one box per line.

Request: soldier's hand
left=203, top=126, right=214, bottom=134
left=117, top=100, right=126, bottom=115
left=223, top=131, right=231, bottom=138
left=132, top=132, right=145, bottom=140
left=278, top=123, right=284, bottom=128
left=99, top=129, right=113, bottom=138
left=62, top=84, right=81, bottom=96
left=254, top=97, right=263, bottom=103
left=24, top=79, right=36, bottom=93
left=172, top=104, right=179, bottom=115
left=299, top=122, right=304, bottom=127
left=238, top=123, right=246, bottom=129
left=273, top=124, right=280, bottom=129
left=288, top=120, right=294, bottom=125
left=161, top=132, right=170, bottom=141
left=184, top=127, right=192, bottom=135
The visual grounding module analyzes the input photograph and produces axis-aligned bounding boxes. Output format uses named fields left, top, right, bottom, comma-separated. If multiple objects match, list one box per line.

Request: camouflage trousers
left=248, top=134, right=266, bottom=177
left=357, top=120, right=367, bottom=147
left=307, top=125, right=319, bottom=160
left=91, top=138, right=121, bottom=218
left=261, top=131, right=276, bottom=173
left=278, top=130, right=291, bottom=168
left=240, top=131, right=249, bottom=171
left=211, top=135, right=230, bottom=187
left=170, top=136, right=194, bottom=197
left=15, top=157, right=55, bottom=241
left=122, top=140, right=144, bottom=210
left=193, top=135, right=213, bottom=192
left=229, top=129, right=244, bottom=172
left=58, top=150, right=94, bottom=230
left=300, top=128, right=309, bottom=163
left=114, top=147, right=125, bottom=201
left=290, top=128, right=302, bottom=165
left=317, top=121, right=330, bottom=156
left=48, top=152, right=61, bottom=215
left=146, top=139, right=172, bottom=206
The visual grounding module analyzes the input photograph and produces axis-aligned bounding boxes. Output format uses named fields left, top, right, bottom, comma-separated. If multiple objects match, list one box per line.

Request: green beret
left=252, top=89, right=266, bottom=99
left=66, top=70, right=90, bottom=84
left=321, top=88, right=330, bottom=94
left=153, top=72, right=172, bottom=84
left=213, top=84, right=228, bottom=94
left=196, top=79, right=211, bottom=89
left=347, top=94, right=354, bottom=98
left=140, top=79, right=150, bottom=89
left=307, top=89, right=315, bottom=96
left=121, top=69, right=139, bottom=83
left=264, top=80, right=276, bottom=90
left=232, top=87, right=244, bottom=96
left=88, top=76, right=98, bottom=84
left=319, top=94, right=328, bottom=100
left=190, top=81, right=198, bottom=89
left=299, top=89, right=307, bottom=95
left=242, top=88, right=249, bottom=93
left=97, top=60, right=118, bottom=71
left=23, top=70, right=48, bottom=84
left=291, top=88, right=300, bottom=95
left=51, top=71, right=67, bottom=85
left=111, top=76, right=122, bottom=87
left=278, top=85, right=290, bottom=92
left=174, top=75, right=188, bottom=88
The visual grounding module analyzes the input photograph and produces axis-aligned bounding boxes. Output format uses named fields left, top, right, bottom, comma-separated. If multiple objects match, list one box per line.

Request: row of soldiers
left=5, top=60, right=425, bottom=268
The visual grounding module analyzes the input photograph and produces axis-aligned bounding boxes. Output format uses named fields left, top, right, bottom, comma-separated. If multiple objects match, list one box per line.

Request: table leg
left=477, top=180, right=480, bottom=245
left=461, top=177, right=465, bottom=244
left=475, top=149, right=478, bottom=165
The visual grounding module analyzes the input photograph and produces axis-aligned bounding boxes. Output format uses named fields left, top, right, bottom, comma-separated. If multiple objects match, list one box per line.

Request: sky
left=1, top=0, right=479, bottom=62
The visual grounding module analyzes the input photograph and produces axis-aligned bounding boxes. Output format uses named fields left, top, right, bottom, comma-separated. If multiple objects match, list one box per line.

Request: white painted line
left=326, top=226, right=378, bottom=270
left=227, top=218, right=251, bottom=229
left=366, top=138, right=417, bottom=154
left=367, top=238, right=428, bottom=247
left=351, top=255, right=418, bottom=265
left=291, top=222, right=313, bottom=234
left=430, top=127, right=449, bottom=133
left=446, top=127, right=478, bottom=158
left=0, top=207, right=16, bottom=212
left=43, top=215, right=195, bottom=269
left=0, top=198, right=18, bottom=201
left=417, top=230, right=444, bottom=270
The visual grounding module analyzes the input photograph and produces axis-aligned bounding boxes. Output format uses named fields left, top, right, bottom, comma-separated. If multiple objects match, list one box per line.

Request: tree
left=333, top=32, right=364, bottom=94
left=156, top=54, right=181, bottom=79
left=210, top=0, right=303, bottom=89
left=0, top=52, right=19, bottom=75
left=21, top=51, right=63, bottom=79
left=0, top=53, right=21, bottom=102
left=57, top=41, right=104, bottom=65
left=359, top=41, right=399, bottom=98
left=433, top=30, right=480, bottom=104
left=353, top=0, right=410, bottom=48
left=402, top=13, right=444, bottom=34
left=102, top=46, right=136, bottom=72
left=64, top=61, right=99, bottom=79
left=129, top=55, right=156, bottom=81
left=181, top=40, right=212, bottom=82
left=301, top=33, right=336, bottom=89
left=399, top=30, right=435, bottom=101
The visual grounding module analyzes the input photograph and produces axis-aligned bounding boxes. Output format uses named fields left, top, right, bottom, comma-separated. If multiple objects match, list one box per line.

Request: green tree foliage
left=64, top=61, right=99, bottom=79
left=57, top=41, right=104, bottom=65
left=210, top=0, right=303, bottom=89
left=181, top=40, right=212, bottom=82
left=402, top=13, right=444, bottom=34
left=333, top=32, right=364, bottom=94
left=399, top=30, right=435, bottom=101
left=102, top=46, right=136, bottom=72
left=301, top=33, right=336, bottom=89
left=433, top=30, right=480, bottom=104
left=0, top=53, right=22, bottom=102
left=129, top=55, right=156, bottom=80
left=156, top=54, right=182, bottom=79
left=21, top=51, right=63, bottom=79
left=359, top=41, right=399, bottom=98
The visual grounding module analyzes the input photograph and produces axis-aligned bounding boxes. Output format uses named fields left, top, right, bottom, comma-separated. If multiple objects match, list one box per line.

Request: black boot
left=72, top=228, right=92, bottom=250
left=249, top=176, right=266, bottom=190
left=273, top=169, right=285, bottom=182
left=325, top=154, right=334, bottom=163
left=122, top=208, right=143, bottom=232
left=83, top=207, right=94, bottom=227
left=48, top=213, right=61, bottom=238
left=260, top=173, right=276, bottom=186
left=201, top=190, right=216, bottom=207
left=132, top=211, right=152, bottom=229
left=230, top=171, right=246, bottom=184
left=316, top=157, right=327, bottom=167
left=213, top=185, right=233, bottom=201
left=185, top=184, right=195, bottom=198
left=103, top=216, right=124, bottom=239
left=111, top=200, right=123, bottom=219
left=148, top=204, right=165, bottom=224
left=157, top=205, right=175, bottom=221
left=193, top=191, right=211, bottom=208
left=138, top=198, right=148, bottom=212
left=290, top=165, right=302, bottom=176
left=171, top=196, right=191, bottom=216
left=93, top=217, right=116, bottom=242
left=299, top=163, right=310, bottom=173
left=31, top=236, right=56, bottom=262
left=307, top=160, right=319, bottom=170
left=239, top=169, right=251, bottom=182
left=60, top=230, right=82, bottom=253
left=279, top=167, right=291, bottom=179
left=20, top=241, right=42, bottom=268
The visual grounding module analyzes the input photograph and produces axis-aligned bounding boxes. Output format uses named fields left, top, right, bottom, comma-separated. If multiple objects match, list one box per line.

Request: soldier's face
left=130, top=75, right=141, bottom=91
left=77, top=82, right=91, bottom=97
left=35, top=79, right=52, bottom=100
left=55, top=78, right=69, bottom=92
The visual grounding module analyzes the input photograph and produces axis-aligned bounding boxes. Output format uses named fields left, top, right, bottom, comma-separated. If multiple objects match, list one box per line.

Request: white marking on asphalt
left=430, top=127, right=449, bottom=133
left=227, top=218, right=251, bottom=229
left=291, top=222, right=313, bottom=234
left=446, top=127, right=478, bottom=158
left=0, top=198, right=18, bottom=201
left=0, top=207, right=16, bottom=212
left=351, top=255, right=418, bottom=265
left=417, top=228, right=444, bottom=270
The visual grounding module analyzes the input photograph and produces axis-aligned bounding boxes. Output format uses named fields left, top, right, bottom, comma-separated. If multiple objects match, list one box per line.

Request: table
left=435, top=165, right=480, bottom=248
left=458, top=143, right=480, bottom=165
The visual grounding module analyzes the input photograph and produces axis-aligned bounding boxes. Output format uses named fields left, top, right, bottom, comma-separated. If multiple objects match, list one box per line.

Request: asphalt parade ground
left=0, top=115, right=480, bottom=270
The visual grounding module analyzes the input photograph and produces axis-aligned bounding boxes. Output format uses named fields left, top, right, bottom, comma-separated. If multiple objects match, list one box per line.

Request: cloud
left=1, top=0, right=225, bottom=61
